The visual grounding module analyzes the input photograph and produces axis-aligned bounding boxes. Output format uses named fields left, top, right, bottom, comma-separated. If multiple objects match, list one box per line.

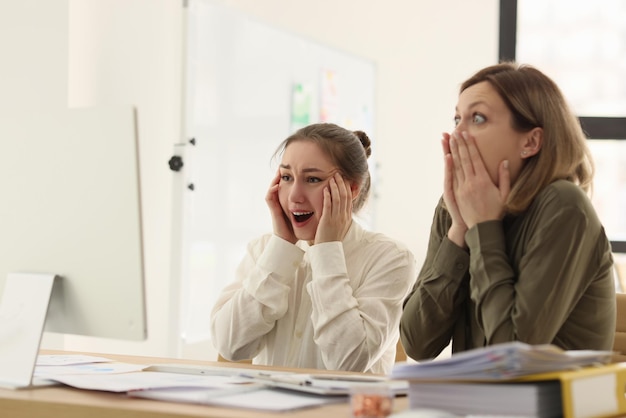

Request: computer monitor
left=0, top=106, right=147, bottom=386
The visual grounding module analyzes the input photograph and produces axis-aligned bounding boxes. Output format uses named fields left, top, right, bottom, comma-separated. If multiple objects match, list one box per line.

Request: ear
left=520, top=127, right=543, bottom=159
left=350, top=182, right=361, bottom=202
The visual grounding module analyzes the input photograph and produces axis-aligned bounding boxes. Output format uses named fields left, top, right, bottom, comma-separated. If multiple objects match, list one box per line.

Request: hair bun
left=353, top=130, right=372, bottom=158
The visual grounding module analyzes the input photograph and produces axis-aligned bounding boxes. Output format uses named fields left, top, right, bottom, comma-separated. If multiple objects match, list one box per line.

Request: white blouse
left=210, top=221, right=416, bottom=374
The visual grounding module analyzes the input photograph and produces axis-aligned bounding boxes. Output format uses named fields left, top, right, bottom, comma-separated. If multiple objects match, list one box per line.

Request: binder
left=405, top=362, right=626, bottom=418
left=513, top=362, right=626, bottom=418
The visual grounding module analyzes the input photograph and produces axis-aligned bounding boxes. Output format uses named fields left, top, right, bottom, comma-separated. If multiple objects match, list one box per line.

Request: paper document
left=148, top=363, right=407, bottom=396
left=391, top=341, right=613, bottom=381
left=36, top=354, right=114, bottom=366
left=35, top=362, right=147, bottom=377
left=143, top=363, right=288, bottom=377
left=48, top=371, right=257, bottom=393
left=34, top=355, right=146, bottom=378
left=239, top=372, right=408, bottom=396
left=129, top=386, right=346, bottom=412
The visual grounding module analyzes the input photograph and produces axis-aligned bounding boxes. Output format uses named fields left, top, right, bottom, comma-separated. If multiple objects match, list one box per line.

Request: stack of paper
left=390, top=342, right=626, bottom=418
left=391, top=341, right=613, bottom=381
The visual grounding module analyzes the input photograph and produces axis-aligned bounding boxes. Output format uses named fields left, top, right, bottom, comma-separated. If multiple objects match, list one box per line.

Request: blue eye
left=473, top=113, right=486, bottom=124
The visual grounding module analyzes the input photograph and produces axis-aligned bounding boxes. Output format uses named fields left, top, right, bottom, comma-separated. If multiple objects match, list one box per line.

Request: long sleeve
left=400, top=199, right=470, bottom=361
left=467, top=182, right=615, bottom=349
left=210, top=222, right=417, bottom=374
left=210, top=234, right=304, bottom=360
left=401, top=181, right=615, bottom=362
left=307, top=235, right=416, bottom=373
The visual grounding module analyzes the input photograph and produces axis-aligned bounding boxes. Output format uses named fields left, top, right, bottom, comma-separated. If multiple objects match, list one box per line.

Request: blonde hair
left=461, top=62, right=594, bottom=214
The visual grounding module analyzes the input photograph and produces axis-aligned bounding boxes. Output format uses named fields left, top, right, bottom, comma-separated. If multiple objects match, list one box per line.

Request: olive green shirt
left=400, top=180, right=615, bottom=361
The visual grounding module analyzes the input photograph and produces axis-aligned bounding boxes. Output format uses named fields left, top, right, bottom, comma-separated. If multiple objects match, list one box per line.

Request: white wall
left=0, top=0, right=69, bottom=110
left=59, top=0, right=183, bottom=357
left=219, top=0, right=500, bottom=279
left=2, top=0, right=498, bottom=359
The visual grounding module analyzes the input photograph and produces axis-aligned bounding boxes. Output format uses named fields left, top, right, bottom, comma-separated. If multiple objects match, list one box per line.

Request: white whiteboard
left=174, top=0, right=376, bottom=344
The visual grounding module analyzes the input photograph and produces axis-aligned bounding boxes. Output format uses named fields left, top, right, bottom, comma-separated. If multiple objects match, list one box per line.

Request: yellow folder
left=513, top=362, right=626, bottom=418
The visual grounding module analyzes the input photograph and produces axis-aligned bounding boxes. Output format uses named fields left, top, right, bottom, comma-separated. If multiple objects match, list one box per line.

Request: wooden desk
left=0, top=350, right=408, bottom=418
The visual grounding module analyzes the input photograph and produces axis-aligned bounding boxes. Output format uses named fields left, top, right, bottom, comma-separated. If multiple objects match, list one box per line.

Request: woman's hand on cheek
left=450, top=131, right=507, bottom=229
left=265, top=170, right=297, bottom=244
left=314, top=173, right=352, bottom=244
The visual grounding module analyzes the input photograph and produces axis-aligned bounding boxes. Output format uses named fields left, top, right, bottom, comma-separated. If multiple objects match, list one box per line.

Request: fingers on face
left=444, top=153, right=454, bottom=189
left=327, top=173, right=351, bottom=215
left=267, top=171, right=280, bottom=196
left=266, top=184, right=280, bottom=205
left=266, top=176, right=282, bottom=210
left=271, top=170, right=281, bottom=186
left=449, top=133, right=464, bottom=183
left=463, top=132, right=488, bottom=176
left=451, top=131, right=482, bottom=180
left=442, top=132, right=452, bottom=155
left=456, top=131, right=475, bottom=177
left=322, top=186, right=331, bottom=213
left=498, top=159, right=511, bottom=198
left=328, top=174, right=341, bottom=214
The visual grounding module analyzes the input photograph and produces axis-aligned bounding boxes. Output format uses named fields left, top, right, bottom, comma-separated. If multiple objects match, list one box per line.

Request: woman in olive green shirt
left=400, top=62, right=615, bottom=361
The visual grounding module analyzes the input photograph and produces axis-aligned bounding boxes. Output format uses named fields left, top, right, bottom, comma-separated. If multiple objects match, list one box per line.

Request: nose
left=288, top=180, right=305, bottom=203
left=454, top=120, right=467, bottom=134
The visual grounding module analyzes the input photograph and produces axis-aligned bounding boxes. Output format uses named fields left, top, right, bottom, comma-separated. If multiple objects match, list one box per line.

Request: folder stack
left=391, top=342, right=625, bottom=418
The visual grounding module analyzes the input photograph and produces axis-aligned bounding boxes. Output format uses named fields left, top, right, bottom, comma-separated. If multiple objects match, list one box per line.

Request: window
left=499, top=0, right=626, bottom=255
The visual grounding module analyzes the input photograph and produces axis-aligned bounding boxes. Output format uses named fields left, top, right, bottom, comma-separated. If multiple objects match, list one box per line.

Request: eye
left=472, top=113, right=486, bottom=124
left=280, top=174, right=292, bottom=182
left=307, top=177, right=322, bottom=184
left=453, top=115, right=461, bottom=127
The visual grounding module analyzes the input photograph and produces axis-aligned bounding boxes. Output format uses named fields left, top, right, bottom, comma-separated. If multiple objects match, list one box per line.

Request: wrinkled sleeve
left=467, top=201, right=598, bottom=346
left=210, top=234, right=303, bottom=360
left=400, top=199, right=470, bottom=361
left=307, top=239, right=416, bottom=372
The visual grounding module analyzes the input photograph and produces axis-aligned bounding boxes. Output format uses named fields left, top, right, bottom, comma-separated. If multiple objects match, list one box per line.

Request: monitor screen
left=0, top=106, right=147, bottom=341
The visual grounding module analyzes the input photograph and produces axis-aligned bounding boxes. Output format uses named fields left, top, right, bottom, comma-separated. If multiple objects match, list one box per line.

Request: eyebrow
left=279, top=164, right=326, bottom=174
left=455, top=100, right=489, bottom=112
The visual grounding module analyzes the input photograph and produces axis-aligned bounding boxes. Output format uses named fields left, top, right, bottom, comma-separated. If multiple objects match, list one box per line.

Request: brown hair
left=461, top=62, right=594, bottom=214
left=274, top=123, right=372, bottom=212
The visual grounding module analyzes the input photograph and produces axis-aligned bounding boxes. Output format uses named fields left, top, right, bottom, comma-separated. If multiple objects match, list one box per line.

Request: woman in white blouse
left=210, top=123, right=416, bottom=374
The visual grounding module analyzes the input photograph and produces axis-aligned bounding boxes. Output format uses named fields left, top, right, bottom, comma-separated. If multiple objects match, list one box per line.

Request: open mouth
left=292, top=211, right=314, bottom=223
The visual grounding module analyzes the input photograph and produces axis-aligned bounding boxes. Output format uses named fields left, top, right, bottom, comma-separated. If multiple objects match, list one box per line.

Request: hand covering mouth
left=292, top=211, right=314, bottom=222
